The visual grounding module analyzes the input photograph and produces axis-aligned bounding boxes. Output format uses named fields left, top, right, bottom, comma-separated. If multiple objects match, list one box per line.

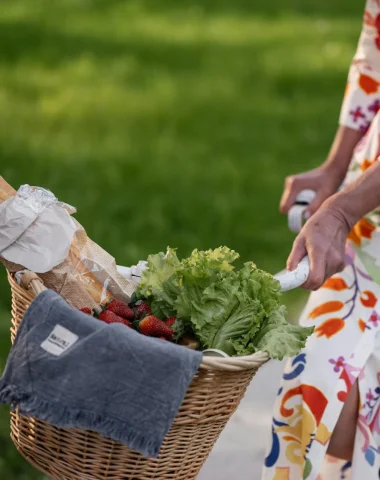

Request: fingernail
left=304, top=211, right=311, bottom=220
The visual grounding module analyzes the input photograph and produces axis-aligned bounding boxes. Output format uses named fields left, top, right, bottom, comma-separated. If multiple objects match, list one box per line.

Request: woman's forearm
left=325, top=160, right=380, bottom=228
left=321, top=126, right=364, bottom=179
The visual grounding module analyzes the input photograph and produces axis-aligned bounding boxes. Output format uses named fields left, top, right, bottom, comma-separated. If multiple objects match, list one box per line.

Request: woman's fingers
left=303, top=246, right=326, bottom=290
left=305, top=248, right=345, bottom=291
left=325, top=249, right=346, bottom=280
left=279, top=167, right=339, bottom=217
left=280, top=176, right=300, bottom=214
left=287, top=237, right=327, bottom=290
left=287, top=237, right=307, bottom=271
left=285, top=204, right=351, bottom=291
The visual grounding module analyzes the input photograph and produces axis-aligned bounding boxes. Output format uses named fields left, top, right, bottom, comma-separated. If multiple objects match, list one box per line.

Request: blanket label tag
left=40, top=325, right=78, bottom=356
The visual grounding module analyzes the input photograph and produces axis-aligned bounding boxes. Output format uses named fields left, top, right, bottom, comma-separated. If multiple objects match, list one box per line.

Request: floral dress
left=262, top=1, right=380, bottom=479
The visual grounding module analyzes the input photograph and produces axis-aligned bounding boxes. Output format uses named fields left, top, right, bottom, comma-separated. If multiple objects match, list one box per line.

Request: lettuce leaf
left=237, top=262, right=281, bottom=316
left=137, top=248, right=181, bottom=318
left=190, top=279, right=265, bottom=355
left=137, top=247, right=313, bottom=359
left=252, top=306, right=314, bottom=359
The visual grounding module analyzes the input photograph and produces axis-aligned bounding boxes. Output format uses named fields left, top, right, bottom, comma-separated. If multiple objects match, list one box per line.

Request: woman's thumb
left=287, top=238, right=306, bottom=271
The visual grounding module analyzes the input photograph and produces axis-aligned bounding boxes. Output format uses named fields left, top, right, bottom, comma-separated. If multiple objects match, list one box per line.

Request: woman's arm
left=281, top=1, right=380, bottom=216
left=329, top=160, right=380, bottom=227
left=280, top=126, right=363, bottom=216
left=321, top=126, right=364, bottom=182
left=287, top=161, right=380, bottom=290
left=339, top=0, right=380, bottom=132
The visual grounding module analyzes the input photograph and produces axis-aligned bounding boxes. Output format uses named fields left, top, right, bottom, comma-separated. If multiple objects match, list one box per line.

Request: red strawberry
left=165, top=317, right=176, bottom=327
left=135, top=302, right=152, bottom=318
left=99, top=310, right=132, bottom=328
left=106, top=299, right=135, bottom=320
left=79, top=307, right=92, bottom=315
left=139, top=315, right=173, bottom=340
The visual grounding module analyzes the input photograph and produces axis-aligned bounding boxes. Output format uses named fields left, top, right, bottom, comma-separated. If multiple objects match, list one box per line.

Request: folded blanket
left=0, top=290, right=202, bottom=457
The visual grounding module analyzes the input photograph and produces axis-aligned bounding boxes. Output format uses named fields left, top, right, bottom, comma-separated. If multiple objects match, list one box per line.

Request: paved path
left=197, top=360, right=284, bottom=480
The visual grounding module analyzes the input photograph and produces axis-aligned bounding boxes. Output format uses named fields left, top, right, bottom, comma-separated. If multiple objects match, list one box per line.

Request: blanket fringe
left=0, top=381, right=160, bottom=458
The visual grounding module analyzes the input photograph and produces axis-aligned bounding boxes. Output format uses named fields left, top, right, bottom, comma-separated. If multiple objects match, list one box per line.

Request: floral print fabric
left=262, top=3, right=380, bottom=477
left=340, top=1, right=380, bottom=132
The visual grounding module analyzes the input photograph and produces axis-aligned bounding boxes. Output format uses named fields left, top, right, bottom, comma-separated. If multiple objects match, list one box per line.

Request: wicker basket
left=6, top=271, right=269, bottom=480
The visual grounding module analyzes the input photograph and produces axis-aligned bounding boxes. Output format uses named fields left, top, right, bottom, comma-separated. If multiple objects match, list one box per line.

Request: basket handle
left=200, top=351, right=268, bottom=371
left=16, top=270, right=47, bottom=296
left=15, top=270, right=269, bottom=372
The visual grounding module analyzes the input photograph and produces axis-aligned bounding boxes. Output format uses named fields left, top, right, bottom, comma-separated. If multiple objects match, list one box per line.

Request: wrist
left=323, top=192, right=357, bottom=232
left=320, top=126, right=364, bottom=184
left=327, top=161, right=380, bottom=225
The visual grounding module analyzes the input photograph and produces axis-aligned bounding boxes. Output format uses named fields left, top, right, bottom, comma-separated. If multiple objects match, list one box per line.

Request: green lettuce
left=137, top=248, right=181, bottom=318
left=136, top=247, right=313, bottom=359
left=189, top=279, right=265, bottom=356
left=252, top=306, right=314, bottom=359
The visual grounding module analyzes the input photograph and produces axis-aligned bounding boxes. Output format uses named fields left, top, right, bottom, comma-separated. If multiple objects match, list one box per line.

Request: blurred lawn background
left=0, top=0, right=363, bottom=477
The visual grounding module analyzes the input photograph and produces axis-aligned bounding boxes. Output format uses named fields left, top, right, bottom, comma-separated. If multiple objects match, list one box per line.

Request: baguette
left=0, top=178, right=134, bottom=307
left=0, top=177, right=16, bottom=203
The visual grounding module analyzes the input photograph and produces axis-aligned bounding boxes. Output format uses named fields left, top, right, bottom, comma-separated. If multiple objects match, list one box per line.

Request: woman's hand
left=280, top=126, right=364, bottom=218
left=280, top=166, right=342, bottom=217
left=286, top=161, right=380, bottom=291
left=287, top=205, right=352, bottom=290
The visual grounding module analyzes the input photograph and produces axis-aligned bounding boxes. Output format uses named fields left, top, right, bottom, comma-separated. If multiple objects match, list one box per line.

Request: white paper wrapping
left=0, top=185, right=78, bottom=273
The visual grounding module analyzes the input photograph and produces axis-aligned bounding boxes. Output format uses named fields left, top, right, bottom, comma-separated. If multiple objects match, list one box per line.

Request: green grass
left=0, top=0, right=362, bottom=477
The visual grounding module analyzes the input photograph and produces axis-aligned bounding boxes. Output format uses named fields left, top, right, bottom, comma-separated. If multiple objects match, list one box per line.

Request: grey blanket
left=0, top=290, right=202, bottom=457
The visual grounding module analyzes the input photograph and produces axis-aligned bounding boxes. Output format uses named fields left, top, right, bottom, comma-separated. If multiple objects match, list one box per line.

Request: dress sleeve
left=339, top=0, right=380, bottom=131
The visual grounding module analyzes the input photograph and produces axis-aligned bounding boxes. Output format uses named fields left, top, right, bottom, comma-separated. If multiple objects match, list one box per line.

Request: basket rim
left=9, top=270, right=269, bottom=372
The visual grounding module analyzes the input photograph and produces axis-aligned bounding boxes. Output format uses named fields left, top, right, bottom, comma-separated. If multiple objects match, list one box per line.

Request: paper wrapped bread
left=0, top=177, right=136, bottom=309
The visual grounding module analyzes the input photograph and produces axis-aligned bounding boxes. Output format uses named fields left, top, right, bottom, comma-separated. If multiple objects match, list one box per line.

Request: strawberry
left=135, top=301, right=152, bottom=318
left=165, top=317, right=176, bottom=327
left=139, top=315, right=173, bottom=340
left=79, top=307, right=92, bottom=315
left=99, top=310, right=132, bottom=328
left=106, top=299, right=135, bottom=320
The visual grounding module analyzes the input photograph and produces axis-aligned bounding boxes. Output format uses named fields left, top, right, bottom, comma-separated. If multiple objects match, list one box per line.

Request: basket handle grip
left=16, top=270, right=47, bottom=297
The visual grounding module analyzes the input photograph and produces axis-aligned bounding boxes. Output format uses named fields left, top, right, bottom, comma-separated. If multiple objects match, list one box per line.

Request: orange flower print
left=308, top=301, right=344, bottom=319
left=314, top=318, right=345, bottom=339
left=358, top=319, right=366, bottom=332
left=322, top=277, right=348, bottom=291
left=359, top=74, right=380, bottom=94
left=361, top=157, right=377, bottom=171
left=348, top=217, right=376, bottom=246
left=360, top=290, right=377, bottom=308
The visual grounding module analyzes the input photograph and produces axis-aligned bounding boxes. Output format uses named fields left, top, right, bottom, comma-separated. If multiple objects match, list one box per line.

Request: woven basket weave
left=7, top=271, right=268, bottom=480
